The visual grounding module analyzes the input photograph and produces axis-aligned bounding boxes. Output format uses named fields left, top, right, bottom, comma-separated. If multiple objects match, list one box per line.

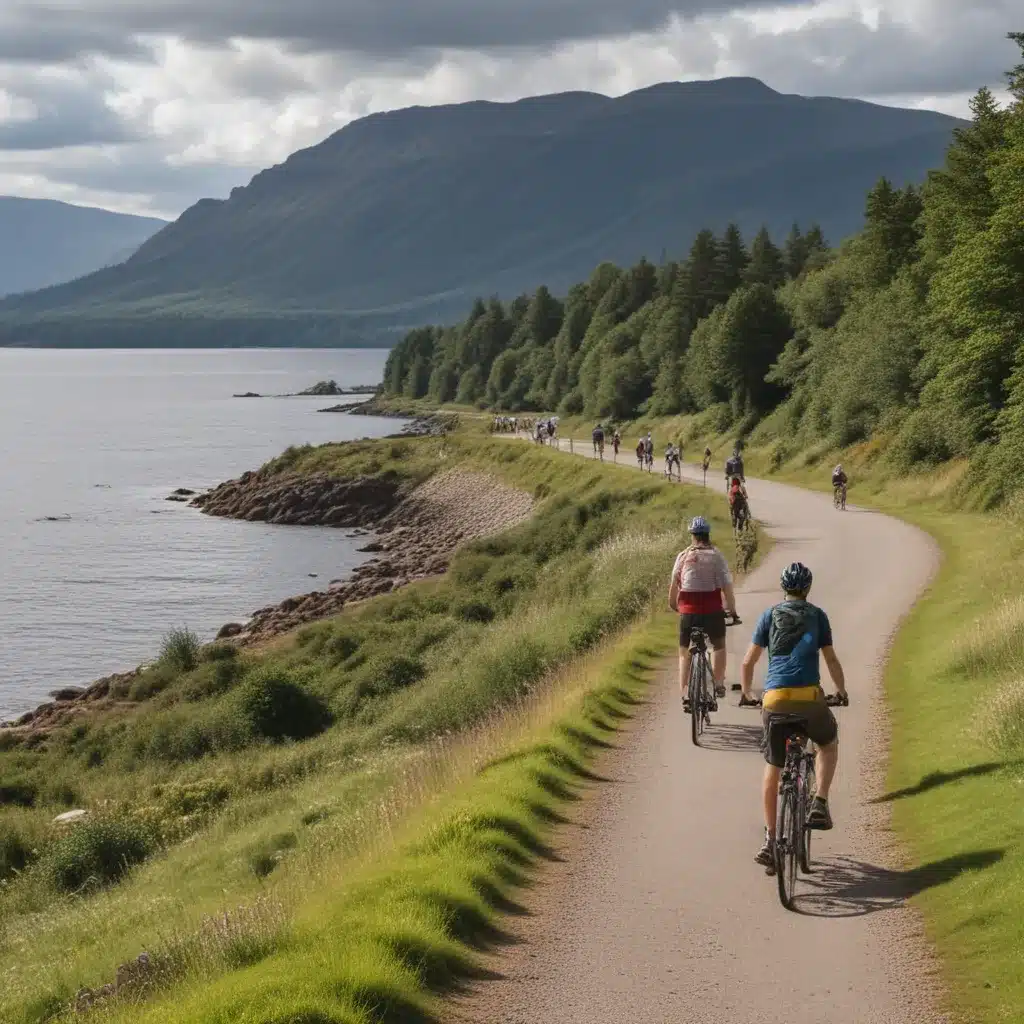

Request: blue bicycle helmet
left=780, top=562, right=813, bottom=593
left=689, top=515, right=710, bottom=536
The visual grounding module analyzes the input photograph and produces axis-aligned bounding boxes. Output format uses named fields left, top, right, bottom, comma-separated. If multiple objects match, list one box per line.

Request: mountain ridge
left=0, top=78, right=964, bottom=347
left=0, top=196, right=167, bottom=299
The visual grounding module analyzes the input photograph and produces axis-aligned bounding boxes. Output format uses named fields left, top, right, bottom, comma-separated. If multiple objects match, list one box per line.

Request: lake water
left=0, top=348, right=402, bottom=720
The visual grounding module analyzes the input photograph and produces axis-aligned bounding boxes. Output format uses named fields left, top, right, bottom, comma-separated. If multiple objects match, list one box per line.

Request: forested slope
left=382, top=34, right=1024, bottom=506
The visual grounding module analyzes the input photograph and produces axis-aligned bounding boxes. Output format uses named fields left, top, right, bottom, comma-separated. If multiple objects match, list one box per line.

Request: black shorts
left=761, top=693, right=838, bottom=767
left=679, top=612, right=727, bottom=651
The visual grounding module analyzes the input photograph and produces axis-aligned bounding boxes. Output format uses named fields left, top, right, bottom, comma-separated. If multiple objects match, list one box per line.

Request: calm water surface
left=0, top=348, right=402, bottom=719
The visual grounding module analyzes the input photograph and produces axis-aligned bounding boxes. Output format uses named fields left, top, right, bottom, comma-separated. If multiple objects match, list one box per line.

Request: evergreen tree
left=717, top=224, right=749, bottom=296
left=744, top=227, right=786, bottom=288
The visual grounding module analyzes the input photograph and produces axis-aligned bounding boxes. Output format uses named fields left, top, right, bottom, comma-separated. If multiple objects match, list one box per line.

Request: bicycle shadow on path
left=699, top=722, right=763, bottom=754
left=793, top=849, right=1005, bottom=918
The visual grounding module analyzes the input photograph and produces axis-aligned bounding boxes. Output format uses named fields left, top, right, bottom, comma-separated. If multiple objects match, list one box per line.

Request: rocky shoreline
left=204, top=466, right=533, bottom=643
left=4, top=451, right=530, bottom=735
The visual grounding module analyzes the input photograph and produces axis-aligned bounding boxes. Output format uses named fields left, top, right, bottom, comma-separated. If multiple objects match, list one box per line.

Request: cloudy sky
left=0, top=0, right=1017, bottom=220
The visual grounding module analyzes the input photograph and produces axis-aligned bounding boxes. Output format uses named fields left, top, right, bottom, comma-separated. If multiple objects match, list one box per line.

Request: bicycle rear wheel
left=774, top=786, right=798, bottom=908
left=690, top=657, right=706, bottom=747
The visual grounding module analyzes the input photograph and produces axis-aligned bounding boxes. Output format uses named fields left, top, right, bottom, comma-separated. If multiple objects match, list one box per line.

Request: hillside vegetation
left=0, top=433, right=739, bottom=1023
left=0, top=197, right=165, bottom=298
left=0, top=78, right=958, bottom=346
left=383, top=34, right=1024, bottom=507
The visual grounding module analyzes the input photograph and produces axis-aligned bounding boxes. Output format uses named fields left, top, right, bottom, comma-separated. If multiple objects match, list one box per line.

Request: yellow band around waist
left=762, top=686, right=823, bottom=706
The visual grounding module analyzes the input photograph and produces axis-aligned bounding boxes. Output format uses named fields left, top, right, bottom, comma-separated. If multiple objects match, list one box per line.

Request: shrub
left=247, top=831, right=298, bottom=879
left=160, top=627, right=202, bottom=673
left=235, top=669, right=333, bottom=742
left=129, top=663, right=178, bottom=701
left=0, top=824, right=33, bottom=879
left=201, top=643, right=239, bottom=663
left=0, top=779, right=36, bottom=808
left=46, top=818, right=155, bottom=893
left=325, top=628, right=362, bottom=664
left=456, top=600, right=495, bottom=623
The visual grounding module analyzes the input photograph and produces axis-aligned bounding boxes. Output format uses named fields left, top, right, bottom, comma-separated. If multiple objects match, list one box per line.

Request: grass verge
left=102, top=614, right=678, bottom=1024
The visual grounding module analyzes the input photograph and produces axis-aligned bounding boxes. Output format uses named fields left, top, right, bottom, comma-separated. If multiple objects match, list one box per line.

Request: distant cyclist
left=669, top=515, right=740, bottom=711
left=644, top=433, right=654, bottom=472
left=728, top=475, right=750, bottom=529
left=636, top=439, right=645, bottom=469
left=702, top=447, right=712, bottom=473
left=832, top=464, right=848, bottom=509
left=739, top=562, right=848, bottom=867
left=725, top=449, right=744, bottom=492
left=665, top=442, right=681, bottom=480
left=612, top=430, right=621, bottom=458
left=592, top=423, right=605, bottom=460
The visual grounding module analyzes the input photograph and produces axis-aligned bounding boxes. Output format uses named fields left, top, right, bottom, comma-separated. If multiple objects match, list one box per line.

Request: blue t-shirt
left=752, top=600, right=833, bottom=690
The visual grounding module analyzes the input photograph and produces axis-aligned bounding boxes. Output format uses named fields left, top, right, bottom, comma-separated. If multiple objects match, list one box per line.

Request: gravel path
left=449, top=443, right=946, bottom=1024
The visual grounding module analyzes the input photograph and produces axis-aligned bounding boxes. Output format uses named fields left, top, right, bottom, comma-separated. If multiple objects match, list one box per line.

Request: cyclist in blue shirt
left=739, top=562, right=848, bottom=867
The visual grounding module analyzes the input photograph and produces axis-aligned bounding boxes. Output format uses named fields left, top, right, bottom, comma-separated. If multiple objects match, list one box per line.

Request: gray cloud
left=724, top=1, right=1019, bottom=100
left=0, top=76, right=141, bottom=150
left=5, top=1, right=774, bottom=60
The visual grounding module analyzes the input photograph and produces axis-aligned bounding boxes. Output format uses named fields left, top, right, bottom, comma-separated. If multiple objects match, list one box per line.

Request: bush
left=326, top=628, right=363, bottom=664
left=0, top=779, right=36, bottom=808
left=46, top=818, right=155, bottom=893
left=201, top=643, right=239, bottom=663
left=456, top=600, right=495, bottom=623
left=235, top=669, right=333, bottom=742
left=246, top=831, right=298, bottom=879
left=0, top=825, right=33, bottom=879
left=160, top=627, right=202, bottom=673
left=129, top=663, right=178, bottom=701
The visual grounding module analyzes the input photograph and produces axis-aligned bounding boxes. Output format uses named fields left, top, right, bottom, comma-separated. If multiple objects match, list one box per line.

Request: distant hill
left=0, top=78, right=963, bottom=347
left=0, top=197, right=166, bottom=299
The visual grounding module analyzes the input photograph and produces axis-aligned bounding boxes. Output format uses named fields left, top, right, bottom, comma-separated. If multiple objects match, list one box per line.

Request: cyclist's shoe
left=682, top=696, right=692, bottom=713
left=714, top=682, right=727, bottom=698
left=738, top=694, right=761, bottom=708
left=708, top=697, right=719, bottom=713
left=754, top=832, right=775, bottom=867
left=806, top=796, right=834, bottom=830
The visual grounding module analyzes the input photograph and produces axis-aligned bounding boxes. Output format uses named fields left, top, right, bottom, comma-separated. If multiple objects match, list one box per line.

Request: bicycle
left=833, top=484, right=847, bottom=510
left=767, top=692, right=848, bottom=909
left=731, top=497, right=751, bottom=533
left=644, top=451, right=654, bottom=473
left=687, top=617, right=742, bottom=747
left=593, top=438, right=605, bottom=461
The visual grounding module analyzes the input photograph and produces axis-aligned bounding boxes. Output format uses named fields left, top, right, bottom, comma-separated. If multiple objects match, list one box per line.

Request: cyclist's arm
left=822, top=647, right=847, bottom=697
left=740, top=643, right=763, bottom=699
left=668, top=556, right=682, bottom=612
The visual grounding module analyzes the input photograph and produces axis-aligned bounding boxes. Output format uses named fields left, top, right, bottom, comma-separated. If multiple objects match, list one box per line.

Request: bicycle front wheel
left=690, top=657, right=705, bottom=747
left=774, top=786, right=798, bottom=909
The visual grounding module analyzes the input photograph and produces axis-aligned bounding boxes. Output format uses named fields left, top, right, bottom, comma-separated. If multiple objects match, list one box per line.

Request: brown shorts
left=679, top=612, right=727, bottom=651
left=761, top=690, right=838, bottom=767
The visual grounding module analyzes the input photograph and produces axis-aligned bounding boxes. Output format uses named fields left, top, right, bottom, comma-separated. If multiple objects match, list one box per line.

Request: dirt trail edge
left=450, top=446, right=945, bottom=1024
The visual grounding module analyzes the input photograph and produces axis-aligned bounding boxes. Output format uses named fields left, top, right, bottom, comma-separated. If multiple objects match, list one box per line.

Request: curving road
left=451, top=443, right=945, bottom=1023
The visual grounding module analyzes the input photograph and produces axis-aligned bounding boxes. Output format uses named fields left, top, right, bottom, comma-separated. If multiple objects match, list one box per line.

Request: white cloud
left=0, top=0, right=1018, bottom=218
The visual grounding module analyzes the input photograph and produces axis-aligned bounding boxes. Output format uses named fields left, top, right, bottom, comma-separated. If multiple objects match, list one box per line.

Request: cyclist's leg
left=706, top=612, right=728, bottom=697
left=758, top=708, right=789, bottom=864
left=678, top=615, right=695, bottom=704
left=802, top=701, right=838, bottom=827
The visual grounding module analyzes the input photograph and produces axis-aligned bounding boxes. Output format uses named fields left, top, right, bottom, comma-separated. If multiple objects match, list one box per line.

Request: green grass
left=0, top=432, right=744, bottom=1023
left=872, top=513, right=1024, bottom=1023
left=103, top=615, right=679, bottom=1024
